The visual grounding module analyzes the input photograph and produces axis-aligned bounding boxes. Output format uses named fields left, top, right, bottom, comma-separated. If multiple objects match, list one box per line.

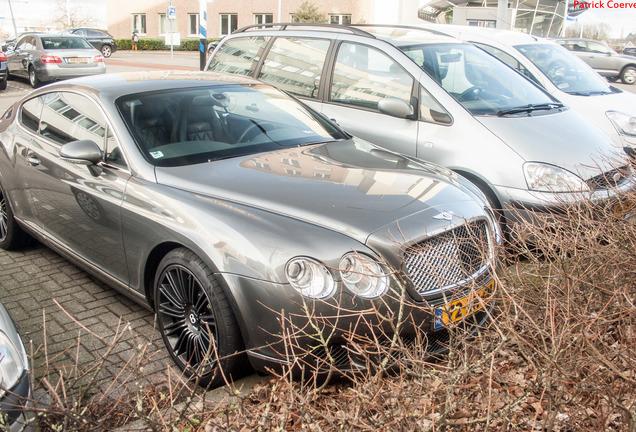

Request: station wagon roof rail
left=233, top=22, right=377, bottom=37
left=351, top=23, right=454, bottom=38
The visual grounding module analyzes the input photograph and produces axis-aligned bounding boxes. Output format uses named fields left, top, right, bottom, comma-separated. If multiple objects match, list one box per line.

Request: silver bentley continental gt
left=0, top=71, right=499, bottom=387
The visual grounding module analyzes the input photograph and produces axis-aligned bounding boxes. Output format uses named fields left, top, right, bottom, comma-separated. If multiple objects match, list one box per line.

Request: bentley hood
left=154, top=140, right=489, bottom=243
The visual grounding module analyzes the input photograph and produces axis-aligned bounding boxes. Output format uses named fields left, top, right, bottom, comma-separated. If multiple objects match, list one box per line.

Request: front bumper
left=0, top=372, right=36, bottom=432
left=496, top=175, right=636, bottom=227
left=222, top=271, right=495, bottom=375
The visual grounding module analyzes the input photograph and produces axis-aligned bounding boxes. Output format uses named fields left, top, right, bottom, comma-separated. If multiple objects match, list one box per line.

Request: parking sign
left=167, top=6, right=176, bottom=20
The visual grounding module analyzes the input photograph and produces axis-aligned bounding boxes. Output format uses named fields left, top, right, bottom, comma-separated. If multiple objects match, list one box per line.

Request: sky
left=569, top=9, right=636, bottom=38
left=2, top=0, right=636, bottom=39
left=1, top=0, right=107, bottom=37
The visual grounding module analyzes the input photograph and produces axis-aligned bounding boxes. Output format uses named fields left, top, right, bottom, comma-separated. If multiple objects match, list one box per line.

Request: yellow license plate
left=67, top=58, right=88, bottom=63
left=434, top=280, right=495, bottom=329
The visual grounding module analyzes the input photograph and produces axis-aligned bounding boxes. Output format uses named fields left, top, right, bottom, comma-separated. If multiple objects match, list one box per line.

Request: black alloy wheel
left=154, top=248, right=246, bottom=387
left=0, top=184, right=30, bottom=250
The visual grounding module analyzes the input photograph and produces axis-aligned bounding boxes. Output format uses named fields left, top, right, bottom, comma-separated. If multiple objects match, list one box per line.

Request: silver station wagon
left=0, top=72, right=499, bottom=386
left=207, top=24, right=635, bottom=236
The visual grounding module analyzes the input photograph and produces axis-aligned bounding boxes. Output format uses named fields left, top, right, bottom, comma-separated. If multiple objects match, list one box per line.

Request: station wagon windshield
left=514, top=43, right=612, bottom=95
left=401, top=43, right=556, bottom=116
left=117, top=84, right=346, bottom=167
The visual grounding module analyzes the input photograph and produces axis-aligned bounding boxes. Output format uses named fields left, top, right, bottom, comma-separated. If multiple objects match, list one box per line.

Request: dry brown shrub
left=27, top=161, right=636, bottom=431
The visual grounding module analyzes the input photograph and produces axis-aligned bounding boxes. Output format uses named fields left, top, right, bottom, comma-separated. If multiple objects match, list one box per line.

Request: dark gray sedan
left=0, top=71, right=498, bottom=386
left=5, top=33, right=105, bottom=88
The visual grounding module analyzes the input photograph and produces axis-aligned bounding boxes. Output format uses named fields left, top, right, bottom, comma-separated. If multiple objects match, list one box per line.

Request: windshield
left=41, top=36, right=93, bottom=50
left=401, top=43, right=554, bottom=115
left=116, top=84, right=347, bottom=167
left=515, top=43, right=611, bottom=95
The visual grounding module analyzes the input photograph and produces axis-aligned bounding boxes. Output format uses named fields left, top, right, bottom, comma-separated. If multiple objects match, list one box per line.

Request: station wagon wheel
left=621, top=66, right=636, bottom=85
left=0, top=183, right=30, bottom=250
left=28, top=66, right=40, bottom=88
left=101, top=45, right=112, bottom=58
left=154, top=248, right=247, bottom=387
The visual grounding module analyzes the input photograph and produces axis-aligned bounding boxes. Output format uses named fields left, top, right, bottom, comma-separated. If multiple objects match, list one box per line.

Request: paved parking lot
left=0, top=51, right=216, bottom=397
left=1, top=49, right=635, bottom=399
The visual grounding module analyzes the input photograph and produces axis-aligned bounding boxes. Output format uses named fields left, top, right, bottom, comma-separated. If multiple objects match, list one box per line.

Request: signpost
left=166, top=2, right=178, bottom=59
left=200, top=0, right=207, bottom=71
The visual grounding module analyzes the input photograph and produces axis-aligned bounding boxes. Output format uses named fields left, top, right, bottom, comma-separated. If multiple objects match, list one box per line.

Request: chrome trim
left=401, top=216, right=496, bottom=298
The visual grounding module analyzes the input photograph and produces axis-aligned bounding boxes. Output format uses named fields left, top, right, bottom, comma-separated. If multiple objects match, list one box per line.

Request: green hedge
left=116, top=38, right=220, bottom=51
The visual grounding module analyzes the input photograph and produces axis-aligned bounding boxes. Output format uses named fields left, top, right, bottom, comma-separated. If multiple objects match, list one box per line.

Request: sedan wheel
left=28, top=67, right=40, bottom=88
left=621, top=66, right=636, bottom=85
left=0, top=184, right=30, bottom=250
left=101, top=45, right=112, bottom=58
left=154, top=248, right=247, bottom=387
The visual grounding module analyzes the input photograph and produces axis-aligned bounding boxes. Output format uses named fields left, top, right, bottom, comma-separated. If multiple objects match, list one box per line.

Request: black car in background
left=0, top=51, right=7, bottom=90
left=64, top=28, right=117, bottom=57
left=622, top=47, right=636, bottom=58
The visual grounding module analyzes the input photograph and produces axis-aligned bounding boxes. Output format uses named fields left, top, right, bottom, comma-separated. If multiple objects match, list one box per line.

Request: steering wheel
left=458, top=86, right=484, bottom=102
left=547, top=61, right=567, bottom=84
left=236, top=121, right=276, bottom=143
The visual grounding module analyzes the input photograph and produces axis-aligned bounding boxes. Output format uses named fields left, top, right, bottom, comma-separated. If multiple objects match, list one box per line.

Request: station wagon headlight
left=607, top=111, right=636, bottom=137
left=339, top=253, right=389, bottom=299
left=0, top=332, right=26, bottom=395
left=523, top=162, right=589, bottom=193
left=286, top=257, right=335, bottom=299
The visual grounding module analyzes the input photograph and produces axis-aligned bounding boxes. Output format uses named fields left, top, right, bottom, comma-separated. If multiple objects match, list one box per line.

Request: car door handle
left=27, top=155, right=40, bottom=166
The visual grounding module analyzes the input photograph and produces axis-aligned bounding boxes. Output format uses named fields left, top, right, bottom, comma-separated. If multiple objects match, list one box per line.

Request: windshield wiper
left=497, top=103, right=564, bottom=117
left=568, top=90, right=612, bottom=96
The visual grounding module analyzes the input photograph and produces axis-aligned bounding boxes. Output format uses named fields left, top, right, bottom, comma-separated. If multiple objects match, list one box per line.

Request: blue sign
left=167, top=6, right=176, bottom=20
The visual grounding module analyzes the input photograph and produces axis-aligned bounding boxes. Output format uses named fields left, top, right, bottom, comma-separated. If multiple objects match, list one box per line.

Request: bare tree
left=565, top=22, right=610, bottom=41
left=53, top=0, right=97, bottom=29
left=291, top=1, right=328, bottom=23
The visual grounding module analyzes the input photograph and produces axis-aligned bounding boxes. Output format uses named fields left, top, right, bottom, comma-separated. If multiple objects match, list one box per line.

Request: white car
left=417, top=24, right=636, bottom=155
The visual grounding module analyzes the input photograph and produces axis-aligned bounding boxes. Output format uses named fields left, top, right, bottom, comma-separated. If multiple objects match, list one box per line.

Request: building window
left=467, top=19, right=496, bottom=28
left=159, top=14, right=167, bottom=35
left=220, top=14, right=238, bottom=36
left=132, top=13, right=146, bottom=35
left=189, top=14, right=200, bottom=36
left=329, top=14, right=351, bottom=25
left=254, top=13, right=273, bottom=25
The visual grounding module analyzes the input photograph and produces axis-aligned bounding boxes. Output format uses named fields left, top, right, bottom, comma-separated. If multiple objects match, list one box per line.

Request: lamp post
left=7, top=0, right=19, bottom=37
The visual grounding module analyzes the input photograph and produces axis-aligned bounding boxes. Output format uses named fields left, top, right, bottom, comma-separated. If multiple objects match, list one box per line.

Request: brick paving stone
left=0, top=244, right=172, bottom=398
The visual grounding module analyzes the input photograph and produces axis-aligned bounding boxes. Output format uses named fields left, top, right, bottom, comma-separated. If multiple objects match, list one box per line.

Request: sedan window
left=19, top=97, right=44, bottom=133
left=116, top=84, right=347, bottom=167
left=38, top=92, right=108, bottom=152
left=40, top=36, right=93, bottom=50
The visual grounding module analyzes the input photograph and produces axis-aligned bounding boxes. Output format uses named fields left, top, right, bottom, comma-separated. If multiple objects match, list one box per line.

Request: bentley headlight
left=0, top=331, right=26, bottom=395
left=285, top=257, right=335, bottom=299
left=607, top=111, right=636, bottom=137
left=523, top=162, right=589, bottom=192
left=339, top=253, right=388, bottom=299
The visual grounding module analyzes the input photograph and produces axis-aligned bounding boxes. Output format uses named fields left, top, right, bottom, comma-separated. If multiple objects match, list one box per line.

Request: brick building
left=105, top=0, right=424, bottom=40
